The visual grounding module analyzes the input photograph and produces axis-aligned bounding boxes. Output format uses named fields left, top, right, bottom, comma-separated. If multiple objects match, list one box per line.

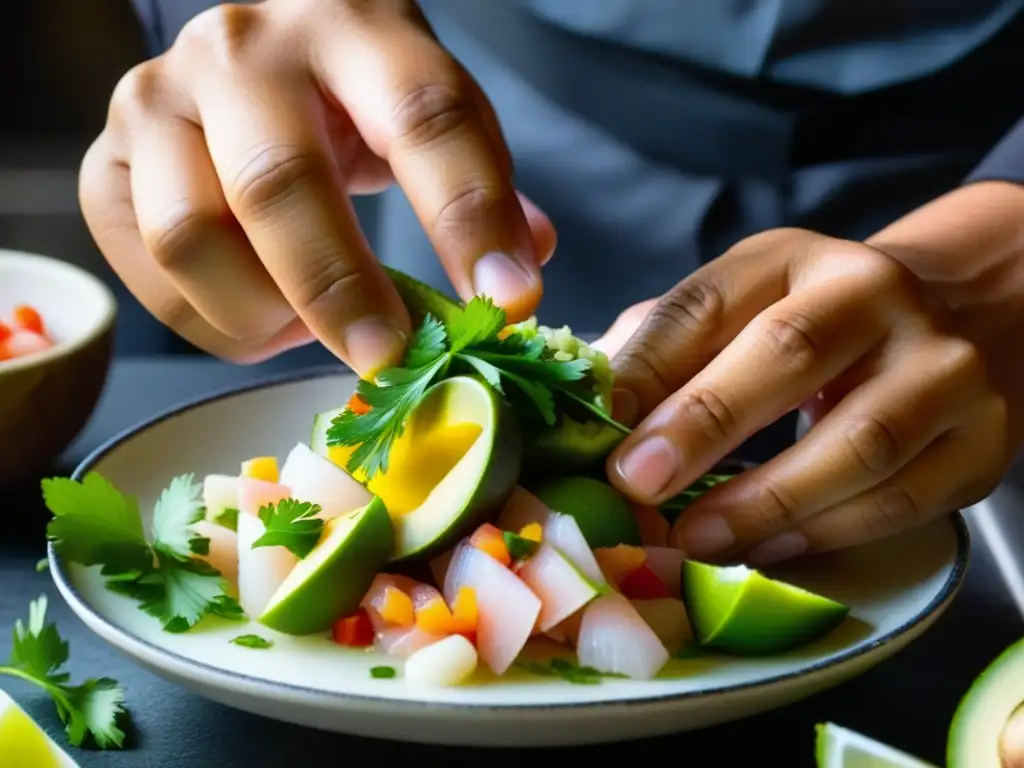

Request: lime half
left=0, top=690, right=69, bottom=767
left=816, top=723, right=938, bottom=768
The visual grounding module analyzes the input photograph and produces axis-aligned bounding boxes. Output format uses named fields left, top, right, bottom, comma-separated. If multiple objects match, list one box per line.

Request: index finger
left=313, top=12, right=542, bottom=321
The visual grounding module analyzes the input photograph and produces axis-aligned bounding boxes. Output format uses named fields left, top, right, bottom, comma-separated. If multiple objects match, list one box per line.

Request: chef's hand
left=80, top=0, right=554, bottom=377
left=600, top=220, right=1018, bottom=565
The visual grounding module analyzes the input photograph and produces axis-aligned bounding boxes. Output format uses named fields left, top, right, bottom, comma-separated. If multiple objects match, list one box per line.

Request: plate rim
left=48, top=365, right=971, bottom=712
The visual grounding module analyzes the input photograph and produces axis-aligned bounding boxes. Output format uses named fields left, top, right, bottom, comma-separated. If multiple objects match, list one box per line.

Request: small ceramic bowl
left=0, top=249, right=117, bottom=487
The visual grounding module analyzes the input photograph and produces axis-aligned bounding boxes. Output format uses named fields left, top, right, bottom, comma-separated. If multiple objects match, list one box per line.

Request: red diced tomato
left=331, top=608, right=376, bottom=647
left=619, top=565, right=671, bottom=600
left=12, top=305, right=44, bottom=336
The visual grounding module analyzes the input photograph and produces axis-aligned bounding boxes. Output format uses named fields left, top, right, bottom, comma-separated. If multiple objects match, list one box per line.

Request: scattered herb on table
left=0, top=596, right=129, bottom=749
left=35, top=558, right=48, bottom=573
left=517, top=657, right=626, bottom=685
left=369, top=665, right=397, bottom=679
left=326, top=296, right=620, bottom=480
left=43, top=472, right=243, bottom=632
left=251, top=499, right=325, bottom=559
left=230, top=634, right=274, bottom=650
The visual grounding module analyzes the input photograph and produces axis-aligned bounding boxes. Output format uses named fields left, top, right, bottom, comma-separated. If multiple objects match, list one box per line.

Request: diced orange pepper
left=347, top=392, right=372, bottom=415
left=470, top=523, right=511, bottom=566
left=12, top=305, right=44, bottom=336
left=594, top=545, right=647, bottom=588
left=241, top=456, right=279, bottom=483
left=0, top=322, right=11, bottom=344
left=449, top=586, right=478, bottom=638
left=378, top=586, right=414, bottom=627
left=414, top=597, right=455, bottom=635
left=518, top=522, right=543, bottom=542
left=332, top=609, right=375, bottom=647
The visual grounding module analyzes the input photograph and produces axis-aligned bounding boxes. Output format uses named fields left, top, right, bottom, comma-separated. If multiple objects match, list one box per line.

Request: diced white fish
left=543, top=513, right=606, bottom=586
left=577, top=593, right=670, bottom=680
left=403, top=634, right=478, bottom=687
left=517, top=542, right=598, bottom=631
left=236, top=512, right=297, bottom=618
left=279, top=442, right=371, bottom=520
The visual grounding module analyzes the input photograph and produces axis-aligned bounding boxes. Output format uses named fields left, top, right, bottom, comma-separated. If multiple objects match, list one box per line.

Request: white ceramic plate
left=49, top=369, right=969, bottom=747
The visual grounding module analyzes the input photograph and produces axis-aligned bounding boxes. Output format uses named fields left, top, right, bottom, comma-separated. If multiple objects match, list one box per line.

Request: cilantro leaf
left=251, top=499, right=325, bottom=558
left=0, top=596, right=130, bottom=749
left=44, top=473, right=152, bottom=574
left=151, top=473, right=206, bottom=561
left=369, top=665, right=397, bottom=679
left=446, top=296, right=506, bottom=352
left=404, top=313, right=447, bottom=368
left=230, top=634, right=273, bottom=649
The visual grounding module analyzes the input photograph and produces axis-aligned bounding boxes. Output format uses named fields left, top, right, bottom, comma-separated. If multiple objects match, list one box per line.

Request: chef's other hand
left=80, top=0, right=554, bottom=377
left=605, top=226, right=1014, bottom=565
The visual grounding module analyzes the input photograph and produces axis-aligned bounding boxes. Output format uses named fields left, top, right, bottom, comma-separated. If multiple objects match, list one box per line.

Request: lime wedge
left=816, top=723, right=937, bottom=767
left=0, top=690, right=75, bottom=767
left=682, top=561, right=849, bottom=655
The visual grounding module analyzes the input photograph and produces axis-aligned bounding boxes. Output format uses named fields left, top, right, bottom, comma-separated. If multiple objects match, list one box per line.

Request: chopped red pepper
left=347, top=391, right=372, bottom=415
left=331, top=608, right=376, bottom=647
left=12, top=305, right=44, bottom=336
left=620, top=564, right=671, bottom=600
left=0, top=322, right=11, bottom=344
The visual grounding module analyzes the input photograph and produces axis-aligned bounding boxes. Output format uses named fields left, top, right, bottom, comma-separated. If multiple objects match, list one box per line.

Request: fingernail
left=673, top=515, right=735, bottom=557
left=342, top=317, right=407, bottom=380
left=616, top=435, right=679, bottom=498
left=473, top=251, right=539, bottom=307
left=612, top=388, right=638, bottom=426
left=748, top=532, right=808, bottom=566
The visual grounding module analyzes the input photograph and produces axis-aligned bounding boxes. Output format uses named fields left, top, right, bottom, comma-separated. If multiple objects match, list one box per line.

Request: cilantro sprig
left=325, top=297, right=602, bottom=480
left=251, top=499, right=324, bottom=558
left=0, top=596, right=129, bottom=749
left=44, top=472, right=243, bottom=633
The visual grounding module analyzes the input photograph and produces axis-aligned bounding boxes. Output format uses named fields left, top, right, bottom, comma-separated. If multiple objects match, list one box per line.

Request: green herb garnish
left=517, top=657, right=626, bottom=685
left=35, top=558, right=49, bottom=573
left=0, top=596, right=129, bottom=749
left=230, top=634, right=273, bottom=650
left=251, top=499, right=324, bottom=559
left=44, top=472, right=243, bottom=632
left=370, top=665, right=397, bottom=679
left=503, top=530, right=539, bottom=560
left=212, top=507, right=239, bottom=532
left=660, top=473, right=736, bottom=525
left=325, top=297, right=597, bottom=480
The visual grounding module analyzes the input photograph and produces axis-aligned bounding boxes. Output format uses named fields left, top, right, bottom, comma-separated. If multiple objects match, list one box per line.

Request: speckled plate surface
left=49, top=370, right=969, bottom=747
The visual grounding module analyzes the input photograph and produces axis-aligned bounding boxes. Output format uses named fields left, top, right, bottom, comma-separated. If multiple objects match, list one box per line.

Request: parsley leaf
left=446, top=295, right=506, bottom=352
left=43, top=474, right=152, bottom=574
left=44, top=472, right=243, bottom=633
left=369, top=665, right=397, bottom=679
left=0, top=596, right=129, bottom=749
left=151, top=474, right=206, bottom=561
left=230, top=634, right=273, bottom=649
left=251, top=499, right=325, bottom=558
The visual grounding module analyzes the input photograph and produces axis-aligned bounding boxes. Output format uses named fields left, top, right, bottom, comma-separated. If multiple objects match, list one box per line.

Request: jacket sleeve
left=129, top=0, right=220, bottom=55
left=964, top=115, right=1024, bottom=186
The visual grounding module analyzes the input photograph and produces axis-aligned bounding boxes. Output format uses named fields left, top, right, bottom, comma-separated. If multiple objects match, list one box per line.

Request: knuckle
left=753, top=482, right=801, bottom=529
left=657, top=281, right=725, bottom=337
left=227, top=144, right=326, bottom=217
left=756, top=311, right=819, bottom=372
left=109, top=61, right=165, bottom=123
left=389, top=78, right=473, bottom=148
left=862, top=484, right=919, bottom=536
left=675, top=388, right=737, bottom=441
left=293, top=259, right=364, bottom=320
left=433, top=182, right=506, bottom=236
left=838, top=415, right=900, bottom=476
left=175, top=3, right=262, bottom=61
left=145, top=199, right=224, bottom=270
left=941, top=337, right=986, bottom=383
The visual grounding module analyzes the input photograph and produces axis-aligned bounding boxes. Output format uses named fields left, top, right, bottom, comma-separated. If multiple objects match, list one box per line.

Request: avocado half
left=948, top=637, right=1024, bottom=767
left=383, top=266, right=622, bottom=473
left=312, top=376, right=521, bottom=562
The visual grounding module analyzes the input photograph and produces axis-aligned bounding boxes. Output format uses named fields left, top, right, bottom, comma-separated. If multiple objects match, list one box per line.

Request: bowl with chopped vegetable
left=0, top=248, right=116, bottom=487
left=41, top=269, right=966, bottom=748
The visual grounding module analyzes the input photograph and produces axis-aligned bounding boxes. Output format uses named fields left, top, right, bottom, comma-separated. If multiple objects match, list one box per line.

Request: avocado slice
left=366, top=375, right=521, bottom=561
left=682, top=560, right=850, bottom=655
left=947, top=637, right=1024, bottom=767
left=532, top=476, right=641, bottom=548
left=310, top=405, right=361, bottom=475
left=258, top=496, right=394, bottom=635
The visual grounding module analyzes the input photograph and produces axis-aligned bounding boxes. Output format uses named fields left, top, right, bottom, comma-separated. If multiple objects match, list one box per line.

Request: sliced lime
left=816, top=723, right=937, bottom=767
